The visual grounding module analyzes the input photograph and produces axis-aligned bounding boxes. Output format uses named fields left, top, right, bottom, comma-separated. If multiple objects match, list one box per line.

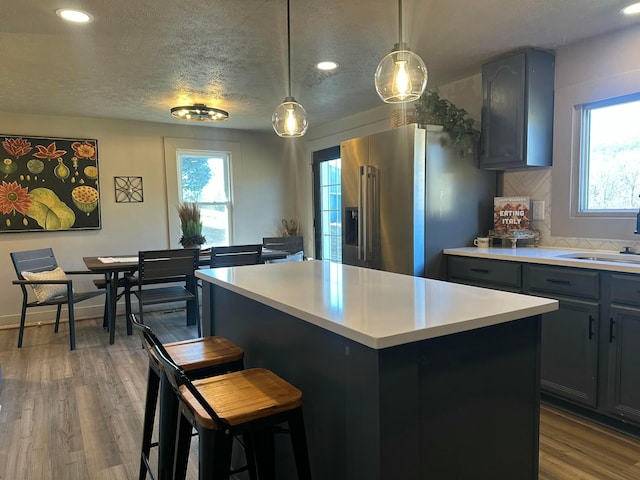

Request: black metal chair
left=130, top=314, right=245, bottom=480
left=126, top=248, right=200, bottom=326
left=209, top=244, right=263, bottom=268
left=10, top=248, right=104, bottom=350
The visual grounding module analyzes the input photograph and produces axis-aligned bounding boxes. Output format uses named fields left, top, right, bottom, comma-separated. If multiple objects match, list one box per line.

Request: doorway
left=312, top=146, right=341, bottom=262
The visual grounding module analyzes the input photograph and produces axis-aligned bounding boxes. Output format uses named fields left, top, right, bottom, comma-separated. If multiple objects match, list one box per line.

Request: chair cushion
left=21, top=267, right=68, bottom=303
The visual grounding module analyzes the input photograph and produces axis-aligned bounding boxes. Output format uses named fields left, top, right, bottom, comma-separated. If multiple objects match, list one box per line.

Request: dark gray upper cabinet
left=480, top=48, right=555, bottom=170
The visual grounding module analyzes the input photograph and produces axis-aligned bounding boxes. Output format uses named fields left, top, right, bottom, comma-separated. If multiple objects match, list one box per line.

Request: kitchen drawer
left=525, top=265, right=599, bottom=300
left=609, top=273, right=640, bottom=306
left=447, top=256, right=521, bottom=289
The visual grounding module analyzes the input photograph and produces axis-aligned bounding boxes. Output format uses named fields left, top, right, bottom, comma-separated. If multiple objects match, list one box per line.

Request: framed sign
left=0, top=135, right=100, bottom=232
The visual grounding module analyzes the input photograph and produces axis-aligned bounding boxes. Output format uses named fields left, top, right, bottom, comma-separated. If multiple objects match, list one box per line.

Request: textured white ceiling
left=1, top=0, right=639, bottom=132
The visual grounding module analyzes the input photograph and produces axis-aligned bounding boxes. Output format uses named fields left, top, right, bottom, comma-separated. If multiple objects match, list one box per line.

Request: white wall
left=0, top=112, right=290, bottom=327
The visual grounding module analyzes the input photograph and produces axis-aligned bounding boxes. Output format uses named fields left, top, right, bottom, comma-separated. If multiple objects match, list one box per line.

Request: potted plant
left=177, top=202, right=206, bottom=248
left=414, top=89, right=480, bottom=154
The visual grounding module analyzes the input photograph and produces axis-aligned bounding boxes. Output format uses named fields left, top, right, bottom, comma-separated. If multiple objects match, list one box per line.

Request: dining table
left=83, top=248, right=289, bottom=344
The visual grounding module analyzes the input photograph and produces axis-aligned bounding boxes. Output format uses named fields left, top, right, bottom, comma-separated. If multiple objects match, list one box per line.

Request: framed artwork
left=115, top=176, right=143, bottom=203
left=0, top=135, right=100, bottom=232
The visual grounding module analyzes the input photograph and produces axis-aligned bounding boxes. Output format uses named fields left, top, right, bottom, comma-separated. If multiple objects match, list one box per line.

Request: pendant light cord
left=397, top=0, right=403, bottom=45
left=287, top=0, right=292, bottom=98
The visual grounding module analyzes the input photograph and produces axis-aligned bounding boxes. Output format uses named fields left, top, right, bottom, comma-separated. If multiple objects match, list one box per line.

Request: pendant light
left=374, top=0, right=428, bottom=103
left=272, top=0, right=308, bottom=137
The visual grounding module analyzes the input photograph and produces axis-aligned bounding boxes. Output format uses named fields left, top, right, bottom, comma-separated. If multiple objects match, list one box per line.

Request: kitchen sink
left=557, top=252, right=640, bottom=264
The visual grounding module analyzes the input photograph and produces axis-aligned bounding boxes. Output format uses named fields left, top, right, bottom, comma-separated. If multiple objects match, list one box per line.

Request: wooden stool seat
left=183, top=368, right=303, bottom=429
left=160, top=336, right=244, bottom=373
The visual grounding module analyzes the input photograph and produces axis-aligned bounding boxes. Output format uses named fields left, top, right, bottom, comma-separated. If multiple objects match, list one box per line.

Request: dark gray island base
left=204, top=285, right=542, bottom=480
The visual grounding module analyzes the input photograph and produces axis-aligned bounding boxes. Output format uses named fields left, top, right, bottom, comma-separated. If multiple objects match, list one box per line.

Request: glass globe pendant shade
left=375, top=44, right=428, bottom=103
left=272, top=97, right=309, bottom=137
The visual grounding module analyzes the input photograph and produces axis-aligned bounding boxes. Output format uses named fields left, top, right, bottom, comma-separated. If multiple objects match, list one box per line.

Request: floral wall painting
left=0, top=135, right=100, bottom=232
left=114, top=176, right=143, bottom=203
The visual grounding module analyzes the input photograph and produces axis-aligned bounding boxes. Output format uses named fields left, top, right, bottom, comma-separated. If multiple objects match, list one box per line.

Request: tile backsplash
left=502, top=169, right=634, bottom=252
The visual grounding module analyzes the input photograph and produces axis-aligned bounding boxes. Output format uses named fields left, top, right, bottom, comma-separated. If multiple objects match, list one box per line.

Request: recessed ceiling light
left=621, top=2, right=640, bottom=15
left=56, top=9, right=94, bottom=23
left=316, top=61, right=339, bottom=71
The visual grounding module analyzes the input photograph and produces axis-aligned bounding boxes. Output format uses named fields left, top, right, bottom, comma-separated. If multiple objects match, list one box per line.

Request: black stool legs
left=139, top=362, right=160, bottom=480
left=172, top=405, right=311, bottom=480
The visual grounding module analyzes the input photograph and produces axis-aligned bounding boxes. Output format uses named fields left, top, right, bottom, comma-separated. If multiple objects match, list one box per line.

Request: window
left=579, top=94, right=640, bottom=213
left=177, top=150, right=232, bottom=248
left=312, top=147, right=342, bottom=262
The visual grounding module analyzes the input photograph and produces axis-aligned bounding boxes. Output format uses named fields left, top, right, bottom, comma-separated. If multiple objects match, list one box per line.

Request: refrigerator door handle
left=358, top=165, right=367, bottom=261
left=367, top=166, right=377, bottom=261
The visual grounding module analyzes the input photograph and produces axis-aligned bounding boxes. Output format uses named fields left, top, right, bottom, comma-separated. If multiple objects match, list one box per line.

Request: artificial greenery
left=414, top=89, right=481, bottom=146
left=177, top=202, right=206, bottom=247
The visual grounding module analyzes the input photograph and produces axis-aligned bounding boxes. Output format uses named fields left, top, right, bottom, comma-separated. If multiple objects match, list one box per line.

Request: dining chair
left=128, top=248, right=200, bottom=326
left=262, top=236, right=305, bottom=262
left=262, top=236, right=304, bottom=255
left=209, top=244, right=263, bottom=268
left=10, top=248, right=105, bottom=350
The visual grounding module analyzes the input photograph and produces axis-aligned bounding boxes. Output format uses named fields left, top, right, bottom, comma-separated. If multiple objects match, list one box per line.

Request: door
left=367, top=125, right=425, bottom=275
left=340, top=136, right=369, bottom=267
left=481, top=53, right=525, bottom=169
left=607, top=305, right=640, bottom=424
left=312, top=146, right=342, bottom=262
left=540, top=297, right=599, bottom=407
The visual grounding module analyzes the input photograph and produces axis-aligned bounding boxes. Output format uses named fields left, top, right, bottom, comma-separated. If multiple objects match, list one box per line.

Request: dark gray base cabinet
left=525, top=265, right=600, bottom=409
left=605, top=272, right=640, bottom=424
left=539, top=298, right=598, bottom=407
left=607, top=306, right=640, bottom=424
left=446, top=255, right=640, bottom=430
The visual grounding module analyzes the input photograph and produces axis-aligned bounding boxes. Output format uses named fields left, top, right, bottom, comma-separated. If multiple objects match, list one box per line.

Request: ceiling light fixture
left=170, top=104, right=229, bottom=122
left=56, top=8, right=94, bottom=23
left=272, top=0, right=308, bottom=138
left=374, top=0, right=428, bottom=103
left=316, top=61, right=339, bottom=71
left=621, top=2, right=640, bottom=14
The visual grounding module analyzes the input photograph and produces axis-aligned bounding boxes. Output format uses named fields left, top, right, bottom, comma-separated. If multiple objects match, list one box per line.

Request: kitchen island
left=197, top=260, right=558, bottom=480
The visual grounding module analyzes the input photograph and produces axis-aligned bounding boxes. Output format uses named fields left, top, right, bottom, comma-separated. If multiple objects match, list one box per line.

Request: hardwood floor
left=1, top=312, right=639, bottom=479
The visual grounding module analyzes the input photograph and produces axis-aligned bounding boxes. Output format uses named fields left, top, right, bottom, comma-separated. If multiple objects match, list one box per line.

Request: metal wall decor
left=0, top=135, right=100, bottom=232
left=114, top=176, right=143, bottom=203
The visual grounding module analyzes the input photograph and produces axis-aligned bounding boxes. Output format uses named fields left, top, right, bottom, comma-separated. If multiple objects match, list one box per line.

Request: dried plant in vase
left=177, top=202, right=206, bottom=248
left=279, top=218, right=302, bottom=237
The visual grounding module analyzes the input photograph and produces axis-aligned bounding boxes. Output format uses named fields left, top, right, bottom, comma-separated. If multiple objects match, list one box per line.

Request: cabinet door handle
left=470, top=268, right=490, bottom=274
left=588, top=315, right=594, bottom=340
left=609, top=318, right=615, bottom=343
left=546, top=278, right=571, bottom=285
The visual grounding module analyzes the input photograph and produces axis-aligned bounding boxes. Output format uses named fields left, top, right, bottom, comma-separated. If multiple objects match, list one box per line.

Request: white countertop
left=196, top=260, right=557, bottom=349
left=443, top=246, right=640, bottom=273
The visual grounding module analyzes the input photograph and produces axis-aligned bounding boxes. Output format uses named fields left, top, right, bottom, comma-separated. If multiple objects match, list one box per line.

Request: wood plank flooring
left=1, top=312, right=639, bottom=480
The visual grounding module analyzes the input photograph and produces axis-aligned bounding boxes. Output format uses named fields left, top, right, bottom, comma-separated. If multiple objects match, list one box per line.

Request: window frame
left=176, top=148, right=233, bottom=248
left=164, top=137, right=240, bottom=248
left=312, top=146, right=341, bottom=261
left=577, top=92, right=640, bottom=215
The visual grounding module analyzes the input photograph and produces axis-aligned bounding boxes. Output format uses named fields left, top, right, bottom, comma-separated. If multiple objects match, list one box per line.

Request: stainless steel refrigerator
left=341, top=124, right=496, bottom=279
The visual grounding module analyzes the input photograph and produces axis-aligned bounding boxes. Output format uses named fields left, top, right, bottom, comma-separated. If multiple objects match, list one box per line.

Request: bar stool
left=130, top=314, right=245, bottom=480
left=153, top=344, right=313, bottom=480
